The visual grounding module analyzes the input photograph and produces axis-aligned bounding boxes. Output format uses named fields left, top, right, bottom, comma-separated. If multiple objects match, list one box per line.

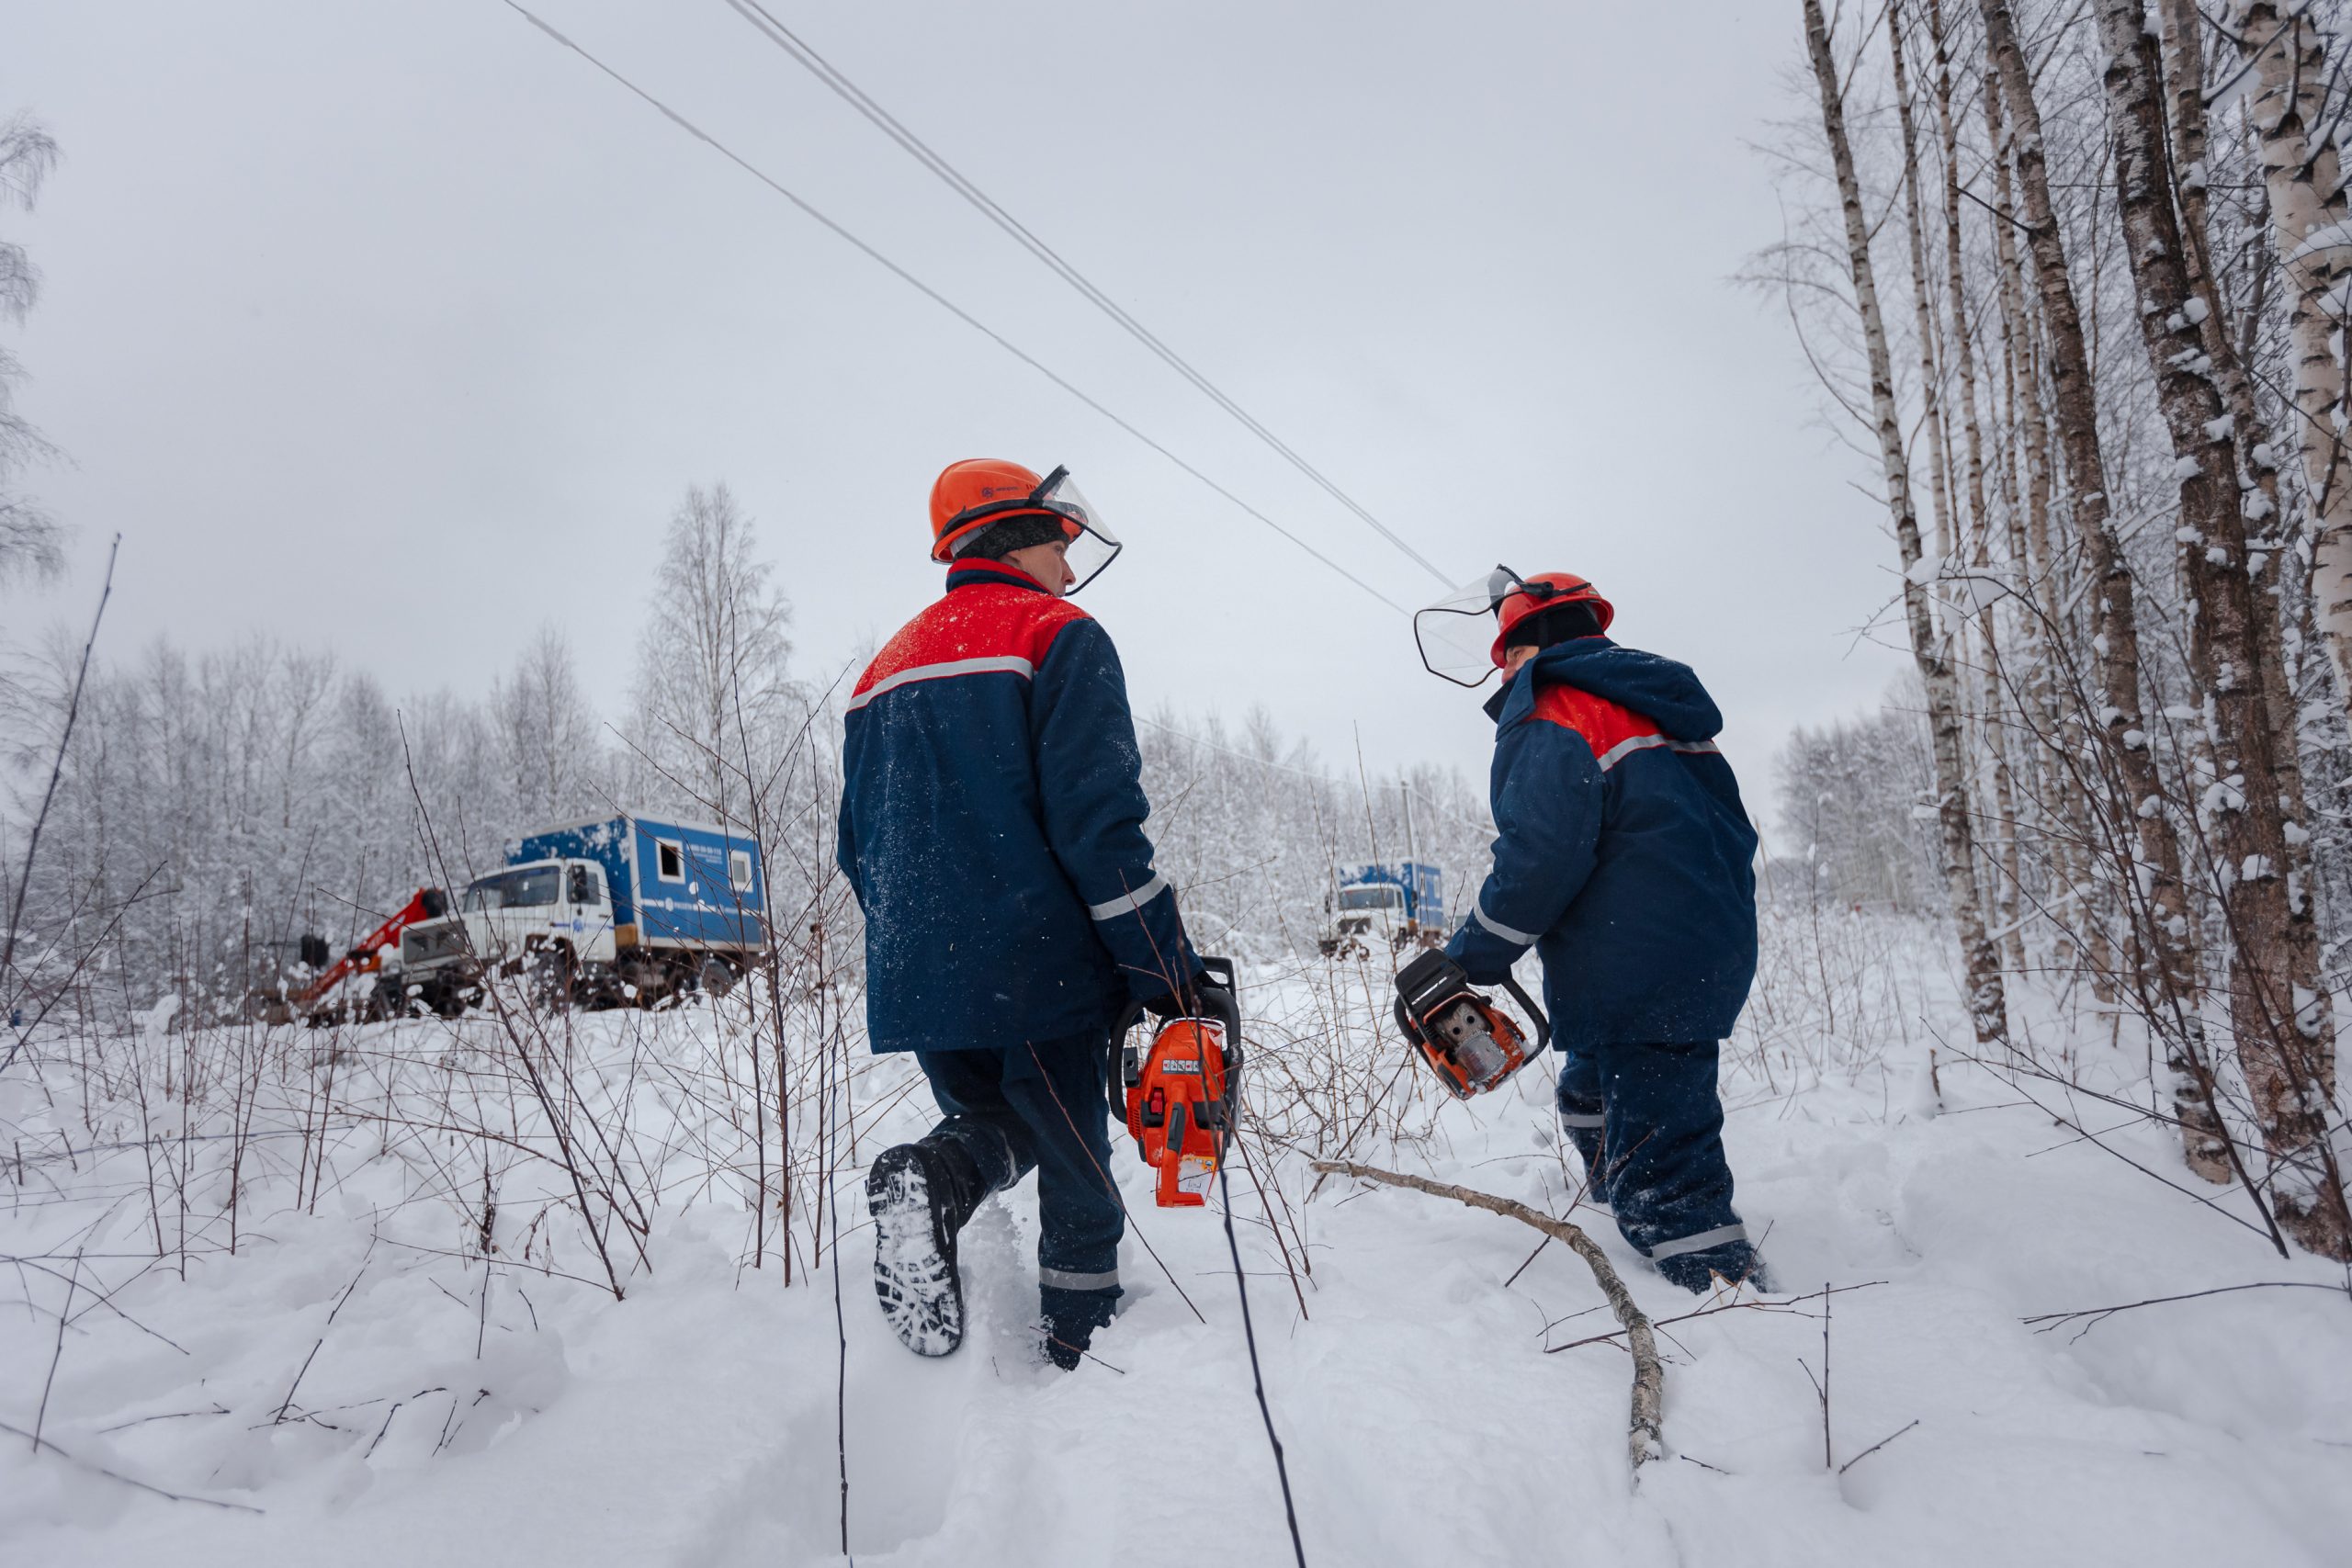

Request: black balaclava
left=962, top=513, right=1069, bottom=562
left=1503, top=600, right=1605, bottom=654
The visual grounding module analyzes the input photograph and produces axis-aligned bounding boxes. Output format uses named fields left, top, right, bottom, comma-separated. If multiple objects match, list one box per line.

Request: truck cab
left=396, top=859, right=615, bottom=1014
left=1320, top=863, right=1445, bottom=958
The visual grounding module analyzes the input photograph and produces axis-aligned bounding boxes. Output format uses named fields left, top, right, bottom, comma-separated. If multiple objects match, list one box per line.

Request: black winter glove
left=1194, top=979, right=1239, bottom=1035
left=1141, top=981, right=1199, bottom=1021
left=1143, top=973, right=1236, bottom=1026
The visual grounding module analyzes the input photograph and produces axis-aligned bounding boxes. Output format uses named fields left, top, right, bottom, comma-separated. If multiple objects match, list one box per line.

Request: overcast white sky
left=3, top=0, right=1908, bottom=824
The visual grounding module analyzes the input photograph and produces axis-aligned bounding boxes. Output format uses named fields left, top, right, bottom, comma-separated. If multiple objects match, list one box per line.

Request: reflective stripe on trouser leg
left=1593, top=1039, right=1742, bottom=1260
left=1645, top=1223, right=1748, bottom=1261
left=1038, top=1266, right=1120, bottom=1291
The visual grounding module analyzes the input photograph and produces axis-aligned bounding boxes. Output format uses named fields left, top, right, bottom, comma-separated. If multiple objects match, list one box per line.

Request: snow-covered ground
left=5, top=918, right=2349, bottom=1567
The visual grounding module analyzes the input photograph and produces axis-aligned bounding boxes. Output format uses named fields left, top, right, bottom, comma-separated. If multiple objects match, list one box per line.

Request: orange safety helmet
left=929, top=458, right=1080, bottom=562
left=1488, top=570, right=1614, bottom=669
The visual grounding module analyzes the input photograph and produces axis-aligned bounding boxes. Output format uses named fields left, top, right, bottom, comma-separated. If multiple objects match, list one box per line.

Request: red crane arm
left=293, top=887, right=445, bottom=1005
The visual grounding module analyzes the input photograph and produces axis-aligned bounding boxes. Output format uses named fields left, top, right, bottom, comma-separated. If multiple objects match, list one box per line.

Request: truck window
left=568, top=864, right=602, bottom=905
left=729, top=849, right=753, bottom=892
left=656, top=840, right=684, bottom=882
left=464, top=866, right=561, bottom=911
left=1336, top=885, right=1406, bottom=912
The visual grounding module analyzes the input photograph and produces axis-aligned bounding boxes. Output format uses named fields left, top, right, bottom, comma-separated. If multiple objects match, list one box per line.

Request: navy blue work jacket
left=838, top=560, right=1196, bottom=1054
left=1446, top=637, right=1758, bottom=1053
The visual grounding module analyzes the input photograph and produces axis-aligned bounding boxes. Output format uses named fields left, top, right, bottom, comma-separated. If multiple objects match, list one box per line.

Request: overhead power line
left=718, top=0, right=1453, bottom=591
left=498, top=0, right=1409, bottom=615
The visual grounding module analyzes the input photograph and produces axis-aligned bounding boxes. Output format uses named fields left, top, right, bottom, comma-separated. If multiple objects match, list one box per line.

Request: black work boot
left=1654, top=1236, right=1774, bottom=1295
left=1040, top=1283, right=1119, bottom=1371
left=866, top=1136, right=987, bottom=1357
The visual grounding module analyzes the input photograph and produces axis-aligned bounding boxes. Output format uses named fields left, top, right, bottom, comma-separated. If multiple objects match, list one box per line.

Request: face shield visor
left=1031, top=467, right=1121, bottom=594
left=948, top=465, right=1123, bottom=594
left=1412, top=564, right=1544, bottom=688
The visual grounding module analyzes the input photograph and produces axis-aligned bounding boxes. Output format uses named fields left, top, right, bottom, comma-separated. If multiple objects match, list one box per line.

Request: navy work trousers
left=914, top=1030, right=1125, bottom=1313
left=1556, top=1039, right=1753, bottom=1288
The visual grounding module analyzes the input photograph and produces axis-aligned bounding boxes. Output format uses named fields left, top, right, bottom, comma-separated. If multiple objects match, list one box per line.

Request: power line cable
left=717, top=0, right=1453, bottom=589
left=497, top=0, right=1409, bottom=615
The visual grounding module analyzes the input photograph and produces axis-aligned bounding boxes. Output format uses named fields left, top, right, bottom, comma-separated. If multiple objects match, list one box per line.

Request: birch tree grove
left=2095, top=0, right=2345, bottom=1255
left=1803, top=0, right=2008, bottom=1046
left=1775, top=0, right=2352, bottom=1257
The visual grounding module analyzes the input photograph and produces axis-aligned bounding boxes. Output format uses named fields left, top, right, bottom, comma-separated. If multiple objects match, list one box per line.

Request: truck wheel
left=526, top=946, right=575, bottom=1014
left=696, top=954, right=740, bottom=998
left=573, top=963, right=622, bottom=1010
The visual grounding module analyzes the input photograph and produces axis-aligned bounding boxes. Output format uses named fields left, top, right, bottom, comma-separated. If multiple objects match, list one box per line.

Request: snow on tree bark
left=2097, top=0, right=2348, bottom=1258
left=1980, top=0, right=2226, bottom=1172
left=1804, top=0, right=2007, bottom=1046
left=2159, top=0, right=2337, bottom=1123
left=2238, top=2, right=2352, bottom=735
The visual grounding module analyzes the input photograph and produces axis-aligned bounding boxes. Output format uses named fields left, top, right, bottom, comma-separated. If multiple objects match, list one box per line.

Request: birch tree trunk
left=2160, top=0, right=2337, bottom=1113
left=1921, top=0, right=2030, bottom=973
left=2239, top=2, right=2352, bottom=728
left=1890, top=4, right=1959, bottom=591
left=1805, top=0, right=2007, bottom=1045
left=1893, top=4, right=2017, bottom=973
left=1985, top=71, right=2104, bottom=987
left=2237, top=0, right=2349, bottom=1113
left=1980, top=0, right=2225, bottom=1171
left=2098, top=0, right=2348, bottom=1259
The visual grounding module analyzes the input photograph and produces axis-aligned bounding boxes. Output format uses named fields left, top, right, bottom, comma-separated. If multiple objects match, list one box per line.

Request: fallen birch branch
left=1310, top=1158, right=1663, bottom=1473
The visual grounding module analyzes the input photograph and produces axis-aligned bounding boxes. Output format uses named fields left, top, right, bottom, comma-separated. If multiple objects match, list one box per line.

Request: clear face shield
left=1412, top=564, right=1535, bottom=688
left=1032, top=467, right=1122, bottom=594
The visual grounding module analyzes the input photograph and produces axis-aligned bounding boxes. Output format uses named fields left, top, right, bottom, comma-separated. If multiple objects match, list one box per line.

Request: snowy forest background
left=8, top=5, right=2352, bottom=1559
left=13, top=0, right=2352, bottom=1266
left=0, top=478, right=1500, bottom=1013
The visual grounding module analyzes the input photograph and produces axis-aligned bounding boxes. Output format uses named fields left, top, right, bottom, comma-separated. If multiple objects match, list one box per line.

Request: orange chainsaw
left=1115, top=956, right=1242, bottom=1208
left=1392, top=948, right=1550, bottom=1099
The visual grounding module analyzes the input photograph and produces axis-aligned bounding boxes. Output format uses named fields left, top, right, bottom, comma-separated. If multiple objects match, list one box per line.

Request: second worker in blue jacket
left=1436, top=570, right=1769, bottom=1292
left=842, top=458, right=1209, bottom=1370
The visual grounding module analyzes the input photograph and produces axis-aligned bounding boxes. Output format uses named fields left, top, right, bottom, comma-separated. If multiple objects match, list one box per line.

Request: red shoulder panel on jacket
left=854, top=584, right=1092, bottom=700
left=1530, top=682, right=1661, bottom=769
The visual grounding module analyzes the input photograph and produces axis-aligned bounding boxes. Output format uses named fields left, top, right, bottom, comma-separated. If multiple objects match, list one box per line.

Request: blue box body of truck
left=511, top=814, right=766, bottom=953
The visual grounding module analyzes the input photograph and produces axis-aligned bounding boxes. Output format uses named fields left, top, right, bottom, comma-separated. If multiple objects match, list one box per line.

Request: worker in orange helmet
left=839, top=458, right=1217, bottom=1368
left=1413, top=567, right=1769, bottom=1292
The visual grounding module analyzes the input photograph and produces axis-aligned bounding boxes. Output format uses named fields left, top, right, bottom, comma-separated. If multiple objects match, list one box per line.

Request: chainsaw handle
left=1110, top=955, right=1241, bottom=1078
left=1499, top=974, right=1550, bottom=1051
left=1116, top=955, right=1237, bottom=1036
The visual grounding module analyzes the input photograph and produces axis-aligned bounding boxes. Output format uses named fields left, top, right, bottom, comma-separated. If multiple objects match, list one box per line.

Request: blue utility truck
left=393, top=812, right=767, bottom=1014
left=1319, top=863, right=1445, bottom=957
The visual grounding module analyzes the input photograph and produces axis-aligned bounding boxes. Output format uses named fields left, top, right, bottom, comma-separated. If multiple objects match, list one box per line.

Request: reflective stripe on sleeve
left=1038, top=1266, right=1120, bottom=1292
left=1087, top=871, right=1169, bottom=921
left=846, top=655, right=1035, bottom=712
left=1645, top=1223, right=1748, bottom=1261
left=1472, top=896, right=1541, bottom=947
left=1557, top=1111, right=1606, bottom=1129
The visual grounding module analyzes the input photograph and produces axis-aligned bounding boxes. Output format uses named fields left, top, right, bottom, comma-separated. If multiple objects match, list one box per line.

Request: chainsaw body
left=1392, top=947, right=1550, bottom=1099
left=1116, top=956, right=1241, bottom=1208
